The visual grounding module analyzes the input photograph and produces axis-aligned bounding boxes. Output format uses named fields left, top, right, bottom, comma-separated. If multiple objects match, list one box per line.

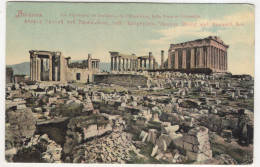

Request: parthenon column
left=210, top=46, right=214, bottom=68
left=225, top=51, right=228, bottom=71
left=119, top=57, right=121, bottom=71
left=199, top=47, right=203, bottom=68
left=217, top=48, right=219, bottom=70
left=204, top=47, right=207, bottom=68
left=190, top=48, right=195, bottom=68
left=221, top=50, right=223, bottom=70
left=137, top=59, right=140, bottom=70
left=49, top=55, right=52, bottom=81
left=144, top=59, right=147, bottom=68
left=214, top=47, right=217, bottom=69
left=182, top=49, right=186, bottom=69
left=174, top=50, right=178, bottom=69
left=111, top=57, right=114, bottom=71
left=206, top=46, right=211, bottom=68
left=195, top=48, right=199, bottom=68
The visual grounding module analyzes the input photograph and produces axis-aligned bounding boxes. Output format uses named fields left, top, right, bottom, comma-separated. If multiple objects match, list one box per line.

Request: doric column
left=149, top=52, right=152, bottom=70
left=226, top=51, right=228, bottom=71
left=214, top=47, right=217, bottom=69
left=111, top=56, right=114, bottom=71
left=49, top=55, right=52, bottom=81
left=216, top=48, right=219, bottom=70
left=204, top=47, right=207, bottom=68
left=182, top=49, right=186, bottom=69
left=119, top=57, right=122, bottom=71
left=144, top=59, right=147, bottom=68
left=161, top=50, right=164, bottom=69
left=210, top=47, right=213, bottom=68
left=195, top=48, right=199, bottom=68
left=168, top=50, right=171, bottom=69
left=174, top=50, right=178, bottom=69
left=206, top=46, right=210, bottom=68
left=199, top=47, right=203, bottom=68
left=220, top=50, right=223, bottom=70
left=190, top=48, right=195, bottom=68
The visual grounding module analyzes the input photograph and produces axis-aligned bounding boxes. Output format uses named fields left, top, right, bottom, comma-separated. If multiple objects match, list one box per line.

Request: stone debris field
left=5, top=71, right=254, bottom=164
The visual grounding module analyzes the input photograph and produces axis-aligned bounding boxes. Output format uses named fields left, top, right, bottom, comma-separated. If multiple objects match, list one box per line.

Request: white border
left=0, top=0, right=258, bottom=167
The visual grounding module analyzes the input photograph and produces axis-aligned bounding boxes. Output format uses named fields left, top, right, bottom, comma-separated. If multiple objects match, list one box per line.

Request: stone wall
left=94, top=74, right=148, bottom=87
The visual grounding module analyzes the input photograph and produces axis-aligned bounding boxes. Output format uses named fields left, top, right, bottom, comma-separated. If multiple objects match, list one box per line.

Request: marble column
left=174, top=50, right=178, bottom=69
left=149, top=52, right=152, bottom=70
left=199, top=47, right=203, bottom=68
left=161, top=50, right=164, bottom=69
left=137, top=59, right=140, bottom=70
left=30, top=57, right=32, bottom=80
left=182, top=49, right=186, bottom=69
left=216, top=48, right=219, bottom=70
left=49, top=55, right=52, bottom=81
left=115, top=57, right=118, bottom=71
left=126, top=59, right=128, bottom=71
left=111, top=57, right=114, bottom=71
left=190, top=48, right=195, bottom=69
left=37, top=58, right=41, bottom=81
left=130, top=59, right=132, bottom=71
left=153, top=58, right=156, bottom=70
left=144, top=59, right=147, bottom=68
left=206, top=46, right=210, bottom=68
left=168, top=50, right=171, bottom=69
left=119, top=57, right=122, bottom=71
left=33, top=56, right=36, bottom=81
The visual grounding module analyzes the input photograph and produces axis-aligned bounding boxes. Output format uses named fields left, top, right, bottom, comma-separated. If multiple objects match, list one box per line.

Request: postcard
left=5, top=1, right=255, bottom=165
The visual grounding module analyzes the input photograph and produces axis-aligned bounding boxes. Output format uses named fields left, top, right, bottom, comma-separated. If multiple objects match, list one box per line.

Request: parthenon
left=167, top=36, right=229, bottom=72
left=109, top=51, right=159, bottom=72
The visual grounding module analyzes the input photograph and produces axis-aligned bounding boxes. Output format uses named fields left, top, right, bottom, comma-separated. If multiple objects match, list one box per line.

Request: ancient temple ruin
left=29, top=50, right=100, bottom=83
left=109, top=51, right=159, bottom=72
left=167, top=36, right=229, bottom=72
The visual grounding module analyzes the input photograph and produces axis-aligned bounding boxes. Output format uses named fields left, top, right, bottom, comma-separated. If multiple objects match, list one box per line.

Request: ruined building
left=29, top=50, right=100, bottom=83
left=167, top=36, right=229, bottom=72
left=109, top=51, right=159, bottom=72
left=6, top=67, right=13, bottom=84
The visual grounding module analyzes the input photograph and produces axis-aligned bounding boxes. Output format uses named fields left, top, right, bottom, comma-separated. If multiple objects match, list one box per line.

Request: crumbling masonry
left=29, top=50, right=100, bottom=83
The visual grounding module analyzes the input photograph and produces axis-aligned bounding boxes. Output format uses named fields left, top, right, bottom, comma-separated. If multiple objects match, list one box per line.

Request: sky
left=5, top=2, right=255, bottom=76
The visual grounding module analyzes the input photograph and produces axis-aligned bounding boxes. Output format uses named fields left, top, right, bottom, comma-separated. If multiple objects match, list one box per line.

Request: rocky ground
left=5, top=72, right=254, bottom=164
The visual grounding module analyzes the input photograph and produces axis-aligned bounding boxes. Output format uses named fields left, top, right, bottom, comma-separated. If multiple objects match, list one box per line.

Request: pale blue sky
left=6, top=2, right=254, bottom=76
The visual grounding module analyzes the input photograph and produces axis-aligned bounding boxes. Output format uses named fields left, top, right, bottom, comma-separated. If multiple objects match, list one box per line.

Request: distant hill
left=6, top=61, right=111, bottom=76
